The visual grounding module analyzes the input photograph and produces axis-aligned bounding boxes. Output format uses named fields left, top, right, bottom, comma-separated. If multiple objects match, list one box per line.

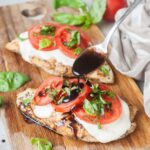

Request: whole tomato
left=104, top=0, right=128, bottom=22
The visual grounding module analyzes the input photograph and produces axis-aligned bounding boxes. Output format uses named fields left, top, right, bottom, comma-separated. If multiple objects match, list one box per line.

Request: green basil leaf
left=39, top=39, right=52, bottom=49
left=53, top=13, right=86, bottom=25
left=64, top=30, right=80, bottom=48
left=99, top=95, right=107, bottom=104
left=106, top=91, right=115, bottom=99
left=91, top=84, right=99, bottom=93
left=82, top=13, right=93, bottom=29
left=83, top=99, right=96, bottom=116
left=18, top=34, right=28, bottom=41
left=71, top=30, right=80, bottom=45
left=49, top=89, right=57, bottom=99
left=0, top=72, right=30, bottom=92
left=64, top=40, right=76, bottom=48
left=74, top=47, right=82, bottom=55
left=100, top=66, right=109, bottom=76
left=92, top=103, right=98, bottom=112
left=40, top=26, right=56, bottom=36
left=52, top=0, right=106, bottom=28
left=45, top=88, right=50, bottom=94
left=64, top=87, right=70, bottom=96
left=53, top=0, right=87, bottom=9
left=89, top=0, right=106, bottom=23
left=100, top=106, right=105, bottom=116
left=23, top=98, right=32, bottom=106
left=31, top=138, right=52, bottom=150
left=0, top=96, right=4, bottom=107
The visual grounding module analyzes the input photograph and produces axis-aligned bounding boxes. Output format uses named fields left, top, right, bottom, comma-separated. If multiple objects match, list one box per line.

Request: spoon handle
left=100, top=0, right=142, bottom=51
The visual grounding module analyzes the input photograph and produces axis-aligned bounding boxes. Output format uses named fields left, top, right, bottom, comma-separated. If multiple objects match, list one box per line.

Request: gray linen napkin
left=109, top=0, right=150, bottom=117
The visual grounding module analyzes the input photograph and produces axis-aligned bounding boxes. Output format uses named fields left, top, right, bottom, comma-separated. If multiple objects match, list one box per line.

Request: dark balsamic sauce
left=68, top=122, right=77, bottom=139
left=62, top=89, right=79, bottom=103
left=72, top=49, right=105, bottom=76
left=62, top=112, right=78, bottom=138
left=38, top=91, right=46, bottom=97
left=61, top=82, right=84, bottom=104
left=86, top=80, right=92, bottom=87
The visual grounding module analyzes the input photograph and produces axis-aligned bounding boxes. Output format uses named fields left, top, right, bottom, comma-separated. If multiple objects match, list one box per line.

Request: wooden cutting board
left=0, top=1, right=150, bottom=150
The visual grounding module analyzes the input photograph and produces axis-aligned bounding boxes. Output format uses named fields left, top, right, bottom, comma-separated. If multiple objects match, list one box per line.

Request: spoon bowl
left=72, top=46, right=106, bottom=76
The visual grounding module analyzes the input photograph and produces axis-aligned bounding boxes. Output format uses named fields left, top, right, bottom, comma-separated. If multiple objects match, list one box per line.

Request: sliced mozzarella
left=18, top=32, right=75, bottom=66
left=75, top=99, right=131, bottom=143
left=33, top=104, right=54, bottom=118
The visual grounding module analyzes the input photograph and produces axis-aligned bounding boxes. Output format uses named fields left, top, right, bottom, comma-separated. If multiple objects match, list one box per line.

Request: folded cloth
left=109, top=0, right=150, bottom=117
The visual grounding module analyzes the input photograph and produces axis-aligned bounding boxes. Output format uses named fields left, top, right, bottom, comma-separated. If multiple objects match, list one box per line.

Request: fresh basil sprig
left=53, top=13, right=89, bottom=26
left=31, top=138, right=52, bottom=150
left=83, top=99, right=96, bottom=116
left=49, top=88, right=58, bottom=100
left=83, top=84, right=114, bottom=128
left=53, top=0, right=87, bottom=10
left=40, top=26, right=56, bottom=36
left=106, top=91, right=115, bottom=99
left=52, top=0, right=106, bottom=28
left=0, top=72, right=30, bottom=92
left=92, top=84, right=115, bottom=99
left=64, top=30, right=80, bottom=48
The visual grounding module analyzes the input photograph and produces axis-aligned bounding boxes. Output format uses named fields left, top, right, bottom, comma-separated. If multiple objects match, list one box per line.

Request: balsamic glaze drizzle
left=22, top=77, right=93, bottom=139
left=62, top=112, right=78, bottom=138
left=60, top=81, right=84, bottom=104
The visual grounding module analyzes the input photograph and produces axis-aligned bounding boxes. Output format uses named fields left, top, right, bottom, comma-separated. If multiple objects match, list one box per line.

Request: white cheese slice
left=75, top=98, right=131, bottom=143
left=33, top=104, right=54, bottom=118
left=18, top=32, right=75, bottom=66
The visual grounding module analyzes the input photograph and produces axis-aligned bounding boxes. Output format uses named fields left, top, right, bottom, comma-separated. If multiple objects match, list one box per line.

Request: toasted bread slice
left=6, top=40, right=114, bottom=83
left=17, top=88, right=137, bottom=143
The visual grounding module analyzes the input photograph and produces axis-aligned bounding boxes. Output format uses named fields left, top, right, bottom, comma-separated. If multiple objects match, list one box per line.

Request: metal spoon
left=72, top=0, right=142, bottom=76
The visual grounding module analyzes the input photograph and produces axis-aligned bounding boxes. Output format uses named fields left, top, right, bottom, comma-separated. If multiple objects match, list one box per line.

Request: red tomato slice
left=28, top=23, right=60, bottom=51
left=51, top=79, right=91, bottom=113
left=74, top=84, right=122, bottom=125
left=34, top=77, right=63, bottom=105
left=55, top=26, right=91, bottom=59
left=104, top=0, right=127, bottom=22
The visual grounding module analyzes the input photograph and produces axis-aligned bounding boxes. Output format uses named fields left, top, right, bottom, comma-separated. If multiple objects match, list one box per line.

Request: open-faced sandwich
left=17, top=77, right=137, bottom=143
left=6, top=23, right=114, bottom=83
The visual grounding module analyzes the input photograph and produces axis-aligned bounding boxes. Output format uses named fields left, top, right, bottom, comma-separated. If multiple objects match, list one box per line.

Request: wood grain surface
left=0, top=1, right=150, bottom=150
